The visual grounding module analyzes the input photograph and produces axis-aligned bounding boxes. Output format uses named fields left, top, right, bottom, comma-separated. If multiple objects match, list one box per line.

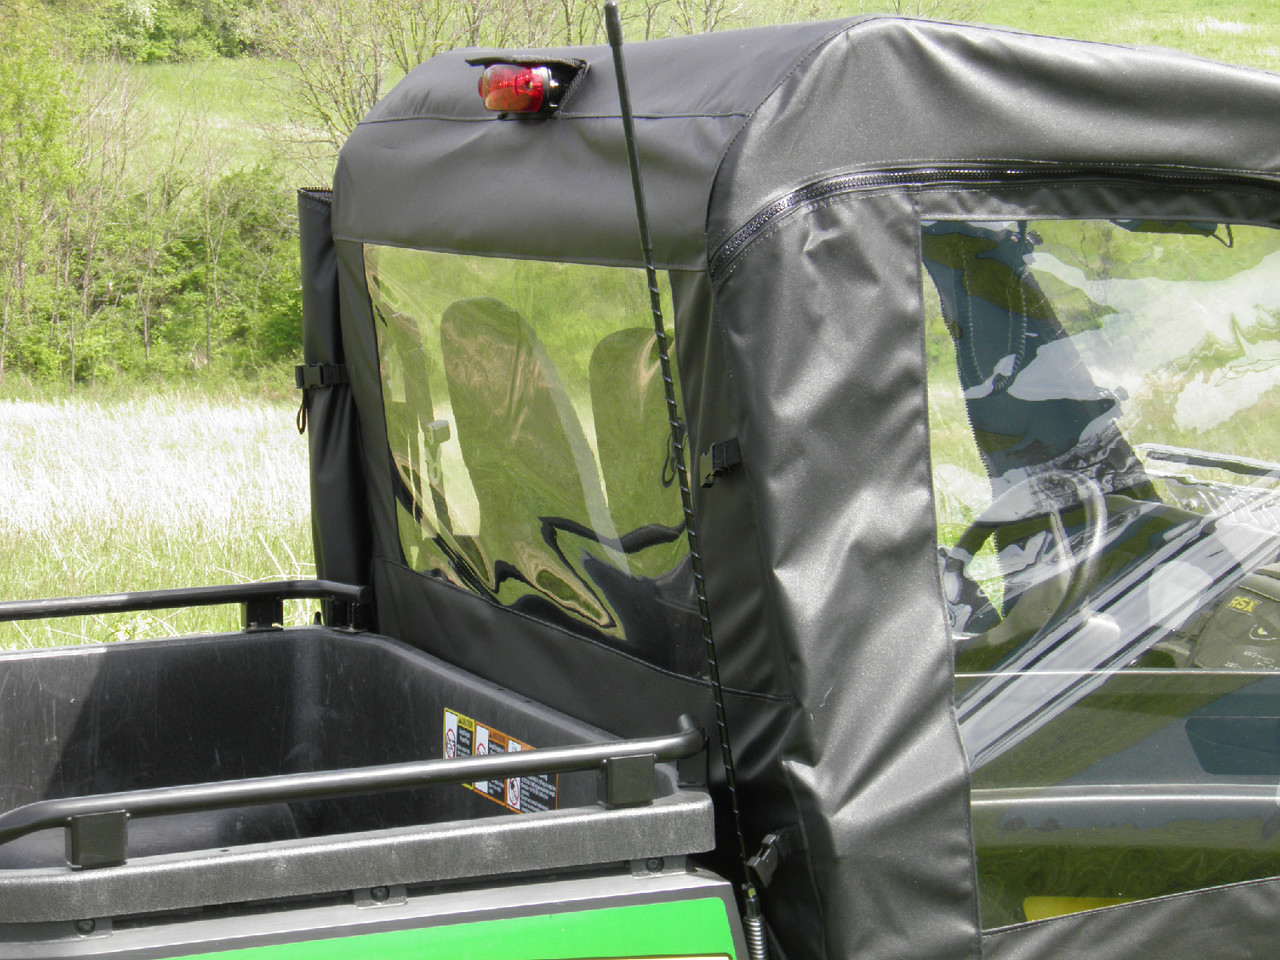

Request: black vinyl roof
left=335, top=18, right=843, bottom=268
left=334, top=16, right=1280, bottom=270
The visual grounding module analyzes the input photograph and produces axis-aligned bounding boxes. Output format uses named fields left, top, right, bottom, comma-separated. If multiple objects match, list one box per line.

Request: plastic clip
left=699, top=437, right=743, bottom=488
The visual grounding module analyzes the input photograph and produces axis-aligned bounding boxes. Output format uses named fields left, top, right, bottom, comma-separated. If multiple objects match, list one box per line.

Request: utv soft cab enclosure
left=4, top=14, right=1280, bottom=960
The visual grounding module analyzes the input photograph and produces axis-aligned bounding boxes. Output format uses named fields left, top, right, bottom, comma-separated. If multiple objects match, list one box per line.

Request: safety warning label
left=443, top=709, right=558, bottom=814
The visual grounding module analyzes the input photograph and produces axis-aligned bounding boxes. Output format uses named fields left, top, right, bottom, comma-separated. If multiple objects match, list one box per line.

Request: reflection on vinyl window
left=365, top=246, right=703, bottom=677
left=924, top=218, right=1280, bottom=928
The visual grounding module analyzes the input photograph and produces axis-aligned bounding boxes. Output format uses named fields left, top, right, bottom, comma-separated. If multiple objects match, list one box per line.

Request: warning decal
left=443, top=709, right=559, bottom=814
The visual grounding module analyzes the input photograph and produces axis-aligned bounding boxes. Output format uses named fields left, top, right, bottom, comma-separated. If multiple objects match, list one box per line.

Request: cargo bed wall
left=0, top=627, right=606, bottom=851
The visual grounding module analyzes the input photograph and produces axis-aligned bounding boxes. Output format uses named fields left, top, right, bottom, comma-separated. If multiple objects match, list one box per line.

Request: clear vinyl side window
left=364, top=246, right=702, bottom=677
left=923, top=218, right=1280, bottom=927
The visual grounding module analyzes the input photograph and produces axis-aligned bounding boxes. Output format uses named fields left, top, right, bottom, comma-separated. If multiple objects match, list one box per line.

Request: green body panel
left=176, top=897, right=735, bottom=960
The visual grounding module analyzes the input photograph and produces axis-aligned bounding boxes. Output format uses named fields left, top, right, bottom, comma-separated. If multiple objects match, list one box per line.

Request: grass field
left=97, top=56, right=326, bottom=184
left=129, top=57, right=284, bottom=169
left=976, top=0, right=1280, bottom=69
left=0, top=385, right=312, bottom=647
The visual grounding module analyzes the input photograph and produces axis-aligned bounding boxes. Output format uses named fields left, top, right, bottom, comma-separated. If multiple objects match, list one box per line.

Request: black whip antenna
left=602, top=6, right=767, bottom=957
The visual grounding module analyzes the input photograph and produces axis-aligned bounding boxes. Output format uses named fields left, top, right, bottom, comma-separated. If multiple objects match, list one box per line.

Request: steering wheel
left=947, top=471, right=1107, bottom=667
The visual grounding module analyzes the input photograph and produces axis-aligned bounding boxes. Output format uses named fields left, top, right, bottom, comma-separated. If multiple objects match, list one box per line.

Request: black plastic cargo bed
left=0, top=627, right=713, bottom=926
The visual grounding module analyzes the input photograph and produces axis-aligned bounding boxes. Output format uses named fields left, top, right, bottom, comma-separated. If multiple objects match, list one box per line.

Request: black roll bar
left=0, top=716, right=706, bottom=869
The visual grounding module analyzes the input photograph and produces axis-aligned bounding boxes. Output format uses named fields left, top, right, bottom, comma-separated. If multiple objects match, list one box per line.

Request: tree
left=248, top=0, right=413, bottom=165
left=668, top=0, right=742, bottom=35
left=128, top=104, right=191, bottom=364
left=246, top=0, right=606, bottom=179
left=53, top=64, right=139, bottom=382
left=63, top=0, right=266, bottom=62
left=0, top=7, right=79, bottom=382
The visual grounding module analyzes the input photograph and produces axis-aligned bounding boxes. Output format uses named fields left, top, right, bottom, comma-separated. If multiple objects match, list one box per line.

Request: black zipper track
left=708, top=163, right=1280, bottom=282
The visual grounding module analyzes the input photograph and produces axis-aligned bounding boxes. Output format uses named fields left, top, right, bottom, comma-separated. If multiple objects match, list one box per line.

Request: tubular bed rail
left=0, top=716, right=706, bottom=869
left=0, top=579, right=371, bottom=631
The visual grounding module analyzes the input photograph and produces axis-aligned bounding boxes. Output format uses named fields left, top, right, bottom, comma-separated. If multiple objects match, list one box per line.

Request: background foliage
left=0, top=0, right=1278, bottom=388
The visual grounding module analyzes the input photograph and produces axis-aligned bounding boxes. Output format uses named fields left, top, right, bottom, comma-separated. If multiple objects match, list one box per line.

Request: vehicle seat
left=588, top=328, right=702, bottom=675
left=439, top=297, right=619, bottom=628
left=377, top=282, right=452, bottom=540
left=923, top=220, right=1166, bottom=656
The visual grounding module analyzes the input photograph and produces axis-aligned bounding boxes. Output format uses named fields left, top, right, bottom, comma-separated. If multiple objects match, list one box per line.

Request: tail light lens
left=478, top=64, right=552, bottom=114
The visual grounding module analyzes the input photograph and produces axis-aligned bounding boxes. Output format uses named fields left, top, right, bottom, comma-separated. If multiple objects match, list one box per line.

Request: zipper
left=708, top=162, right=1278, bottom=282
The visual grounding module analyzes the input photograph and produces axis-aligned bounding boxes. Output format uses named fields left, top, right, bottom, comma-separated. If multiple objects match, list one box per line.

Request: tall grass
left=127, top=57, right=288, bottom=173
left=79, top=55, right=321, bottom=189
left=977, top=0, right=1280, bottom=71
left=0, top=385, right=312, bottom=647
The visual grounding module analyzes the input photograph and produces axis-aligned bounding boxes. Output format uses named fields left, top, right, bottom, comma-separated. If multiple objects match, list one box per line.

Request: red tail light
left=478, top=64, right=551, bottom=114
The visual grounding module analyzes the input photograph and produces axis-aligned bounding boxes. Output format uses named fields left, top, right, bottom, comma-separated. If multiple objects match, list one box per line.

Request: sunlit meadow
left=0, top=388, right=312, bottom=646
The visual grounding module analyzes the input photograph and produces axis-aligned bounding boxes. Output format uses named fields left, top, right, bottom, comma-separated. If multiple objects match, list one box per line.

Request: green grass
left=82, top=55, right=322, bottom=186
left=128, top=57, right=284, bottom=170
left=807, top=0, right=1280, bottom=71
left=974, top=0, right=1280, bottom=70
left=77, top=0, right=1280, bottom=190
left=0, top=384, right=313, bottom=647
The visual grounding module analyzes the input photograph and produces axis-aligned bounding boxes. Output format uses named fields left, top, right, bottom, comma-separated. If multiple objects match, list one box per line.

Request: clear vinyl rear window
left=924, top=218, right=1280, bottom=927
left=364, top=246, right=702, bottom=676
